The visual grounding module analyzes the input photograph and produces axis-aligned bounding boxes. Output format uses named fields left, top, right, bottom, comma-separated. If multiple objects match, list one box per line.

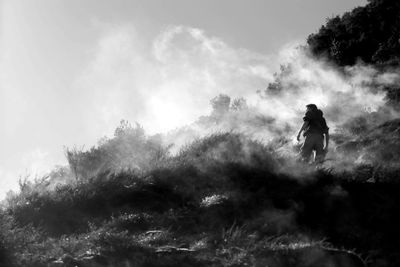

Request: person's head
left=306, top=104, right=318, bottom=112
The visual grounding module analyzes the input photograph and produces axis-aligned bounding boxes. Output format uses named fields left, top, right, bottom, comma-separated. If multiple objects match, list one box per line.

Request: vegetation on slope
left=2, top=1, right=400, bottom=266
left=1, top=122, right=400, bottom=266
left=307, top=0, right=400, bottom=67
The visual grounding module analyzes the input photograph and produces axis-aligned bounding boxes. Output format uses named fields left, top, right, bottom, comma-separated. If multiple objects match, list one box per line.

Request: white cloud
left=0, top=167, right=19, bottom=200
left=77, top=25, right=275, bottom=134
left=21, top=148, right=52, bottom=175
left=1, top=23, right=396, bottom=199
left=76, top=23, right=398, bottom=142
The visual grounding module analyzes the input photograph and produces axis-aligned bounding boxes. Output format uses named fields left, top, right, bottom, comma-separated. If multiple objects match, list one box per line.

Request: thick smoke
left=75, top=24, right=400, bottom=173
left=6, top=24, right=398, bottom=195
left=150, top=30, right=399, bottom=167
left=76, top=25, right=274, bottom=136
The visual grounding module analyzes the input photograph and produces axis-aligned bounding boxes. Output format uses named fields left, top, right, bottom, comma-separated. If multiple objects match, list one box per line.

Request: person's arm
left=297, top=121, right=309, bottom=141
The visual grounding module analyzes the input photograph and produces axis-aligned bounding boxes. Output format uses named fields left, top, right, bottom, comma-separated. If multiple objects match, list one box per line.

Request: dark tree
left=307, top=0, right=400, bottom=67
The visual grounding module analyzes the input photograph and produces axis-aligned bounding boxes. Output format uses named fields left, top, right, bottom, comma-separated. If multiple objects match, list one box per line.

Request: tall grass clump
left=65, top=120, right=170, bottom=180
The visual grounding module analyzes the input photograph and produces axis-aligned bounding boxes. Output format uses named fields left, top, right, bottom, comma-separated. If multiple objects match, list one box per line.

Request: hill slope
left=2, top=1, right=400, bottom=266
left=1, top=130, right=400, bottom=266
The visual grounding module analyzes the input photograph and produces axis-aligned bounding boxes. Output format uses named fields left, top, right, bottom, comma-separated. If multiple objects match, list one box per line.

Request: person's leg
left=300, top=136, right=314, bottom=163
left=314, top=135, right=325, bottom=163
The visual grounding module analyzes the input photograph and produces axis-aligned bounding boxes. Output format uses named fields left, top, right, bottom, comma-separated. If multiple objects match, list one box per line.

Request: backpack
left=304, top=109, right=329, bottom=135
left=314, top=110, right=329, bottom=134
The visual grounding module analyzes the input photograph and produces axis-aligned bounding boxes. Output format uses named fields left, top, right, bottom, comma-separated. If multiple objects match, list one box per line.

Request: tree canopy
left=307, top=0, right=400, bottom=67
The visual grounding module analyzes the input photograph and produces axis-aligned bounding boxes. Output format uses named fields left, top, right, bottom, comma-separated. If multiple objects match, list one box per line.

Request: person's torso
left=304, top=111, right=327, bottom=136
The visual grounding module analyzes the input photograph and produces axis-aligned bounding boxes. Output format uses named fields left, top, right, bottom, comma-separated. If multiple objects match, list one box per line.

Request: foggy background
left=0, top=0, right=368, bottom=198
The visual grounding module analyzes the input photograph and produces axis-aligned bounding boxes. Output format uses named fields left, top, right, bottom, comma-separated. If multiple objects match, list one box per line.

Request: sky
left=0, top=0, right=367, bottom=198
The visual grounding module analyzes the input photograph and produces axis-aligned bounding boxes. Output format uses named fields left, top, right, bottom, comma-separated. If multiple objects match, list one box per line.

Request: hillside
left=2, top=1, right=400, bottom=267
left=336, top=118, right=400, bottom=169
left=1, top=121, right=400, bottom=266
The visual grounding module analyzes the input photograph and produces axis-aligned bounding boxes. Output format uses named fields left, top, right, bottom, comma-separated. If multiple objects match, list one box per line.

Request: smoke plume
left=75, top=24, right=400, bottom=171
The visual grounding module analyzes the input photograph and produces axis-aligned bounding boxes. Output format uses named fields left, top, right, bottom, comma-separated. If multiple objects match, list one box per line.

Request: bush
left=65, top=120, right=170, bottom=180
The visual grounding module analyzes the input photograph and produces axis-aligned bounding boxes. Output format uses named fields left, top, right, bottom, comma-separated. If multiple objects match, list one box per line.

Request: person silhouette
left=297, top=104, right=329, bottom=163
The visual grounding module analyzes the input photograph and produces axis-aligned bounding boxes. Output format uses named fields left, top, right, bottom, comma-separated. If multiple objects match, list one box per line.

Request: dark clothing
left=300, top=133, right=325, bottom=163
left=303, top=109, right=329, bottom=136
left=300, top=109, right=329, bottom=163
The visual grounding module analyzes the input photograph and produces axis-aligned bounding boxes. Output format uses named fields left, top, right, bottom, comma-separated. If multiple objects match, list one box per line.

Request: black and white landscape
left=1, top=0, right=400, bottom=266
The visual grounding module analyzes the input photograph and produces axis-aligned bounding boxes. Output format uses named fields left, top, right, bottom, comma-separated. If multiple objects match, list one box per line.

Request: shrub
left=65, top=120, right=170, bottom=180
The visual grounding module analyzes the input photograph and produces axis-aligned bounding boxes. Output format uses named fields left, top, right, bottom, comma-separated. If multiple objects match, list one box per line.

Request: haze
left=0, top=0, right=367, bottom=198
